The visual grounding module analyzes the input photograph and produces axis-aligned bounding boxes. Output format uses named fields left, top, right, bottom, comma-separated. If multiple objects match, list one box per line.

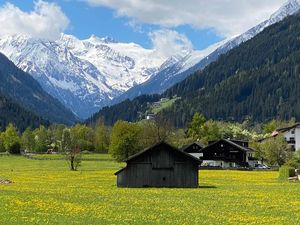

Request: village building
left=115, top=141, right=201, bottom=188
left=146, top=114, right=155, bottom=120
left=181, top=142, right=205, bottom=159
left=199, top=139, right=256, bottom=168
left=272, top=123, right=300, bottom=151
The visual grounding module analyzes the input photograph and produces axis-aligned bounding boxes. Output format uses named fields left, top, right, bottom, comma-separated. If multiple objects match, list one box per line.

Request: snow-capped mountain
left=0, top=0, right=299, bottom=119
left=112, top=0, right=300, bottom=104
left=0, top=34, right=177, bottom=119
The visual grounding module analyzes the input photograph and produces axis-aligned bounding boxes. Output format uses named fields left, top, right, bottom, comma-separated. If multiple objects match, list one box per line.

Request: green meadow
left=0, top=155, right=300, bottom=225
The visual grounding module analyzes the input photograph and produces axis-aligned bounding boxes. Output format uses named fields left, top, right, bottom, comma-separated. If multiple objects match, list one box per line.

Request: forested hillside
left=0, top=53, right=77, bottom=125
left=0, top=95, right=49, bottom=131
left=162, top=12, right=300, bottom=126
left=87, top=95, right=160, bottom=126
left=89, top=12, right=300, bottom=127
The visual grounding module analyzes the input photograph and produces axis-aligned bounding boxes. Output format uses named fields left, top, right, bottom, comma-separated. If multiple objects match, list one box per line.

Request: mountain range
left=0, top=34, right=186, bottom=118
left=0, top=52, right=76, bottom=126
left=0, top=0, right=299, bottom=125
left=111, top=0, right=300, bottom=105
left=88, top=6, right=300, bottom=127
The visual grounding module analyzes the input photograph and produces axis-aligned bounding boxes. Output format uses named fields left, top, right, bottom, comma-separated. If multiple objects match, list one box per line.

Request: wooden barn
left=200, top=139, right=254, bottom=168
left=115, top=141, right=201, bottom=188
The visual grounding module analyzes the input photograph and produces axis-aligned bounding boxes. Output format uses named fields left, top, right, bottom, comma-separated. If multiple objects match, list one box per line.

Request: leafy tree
left=187, top=113, right=206, bottom=140
left=258, top=136, right=292, bottom=166
left=9, top=142, right=21, bottom=154
left=168, top=129, right=194, bottom=149
left=62, top=128, right=72, bottom=152
left=47, top=124, right=66, bottom=152
left=70, top=124, right=94, bottom=152
left=200, top=120, right=221, bottom=144
left=33, top=125, right=49, bottom=153
left=109, top=120, right=142, bottom=162
left=3, top=123, right=20, bottom=153
left=21, top=128, right=35, bottom=152
left=262, top=119, right=296, bottom=135
left=187, top=114, right=224, bottom=144
left=284, top=151, right=300, bottom=168
left=94, top=121, right=110, bottom=153
left=262, top=120, right=278, bottom=134
left=0, top=132, right=6, bottom=152
left=250, top=141, right=266, bottom=164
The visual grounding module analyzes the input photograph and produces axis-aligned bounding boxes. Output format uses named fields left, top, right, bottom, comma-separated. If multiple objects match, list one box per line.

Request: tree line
left=1, top=112, right=299, bottom=168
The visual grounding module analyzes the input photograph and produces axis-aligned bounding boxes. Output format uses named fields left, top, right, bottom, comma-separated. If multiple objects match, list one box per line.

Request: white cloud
left=0, top=0, right=69, bottom=40
left=85, top=0, right=287, bottom=37
left=149, top=30, right=193, bottom=58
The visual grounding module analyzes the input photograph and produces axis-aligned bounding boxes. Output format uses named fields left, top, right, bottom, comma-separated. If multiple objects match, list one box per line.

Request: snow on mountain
left=0, top=34, right=179, bottom=119
left=216, top=0, right=300, bottom=54
left=112, top=0, right=300, bottom=104
left=0, top=0, right=298, bottom=119
left=59, top=34, right=167, bottom=92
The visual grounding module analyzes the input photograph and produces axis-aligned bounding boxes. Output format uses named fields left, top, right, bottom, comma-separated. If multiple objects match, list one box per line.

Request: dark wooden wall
left=201, top=140, right=246, bottom=164
left=117, top=145, right=199, bottom=188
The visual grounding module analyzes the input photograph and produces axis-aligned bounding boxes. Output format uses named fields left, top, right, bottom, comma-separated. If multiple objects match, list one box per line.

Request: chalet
left=273, top=123, right=300, bottom=151
left=200, top=139, right=255, bottom=168
left=146, top=114, right=155, bottom=120
left=181, top=142, right=205, bottom=159
left=115, top=141, right=201, bottom=188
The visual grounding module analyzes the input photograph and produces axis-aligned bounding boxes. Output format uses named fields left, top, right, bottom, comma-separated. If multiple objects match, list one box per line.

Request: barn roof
left=125, top=141, right=202, bottom=163
left=201, top=139, right=254, bottom=152
left=114, top=141, right=201, bottom=175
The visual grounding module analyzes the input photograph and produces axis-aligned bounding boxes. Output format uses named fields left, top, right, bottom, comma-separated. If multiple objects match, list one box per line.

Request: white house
left=274, top=123, right=300, bottom=151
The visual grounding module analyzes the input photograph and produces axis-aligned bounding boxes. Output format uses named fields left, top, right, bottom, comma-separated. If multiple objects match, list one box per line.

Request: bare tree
left=62, top=128, right=82, bottom=171
left=141, top=114, right=173, bottom=147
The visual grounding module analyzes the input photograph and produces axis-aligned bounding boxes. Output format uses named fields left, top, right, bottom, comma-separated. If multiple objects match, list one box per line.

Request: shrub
left=0, top=141, right=5, bottom=153
left=278, top=166, right=295, bottom=181
left=8, top=142, right=21, bottom=154
left=81, top=150, right=92, bottom=154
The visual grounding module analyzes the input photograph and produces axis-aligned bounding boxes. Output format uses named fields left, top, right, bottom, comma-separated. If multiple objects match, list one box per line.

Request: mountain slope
left=0, top=53, right=77, bottom=125
left=0, top=95, right=49, bottom=132
left=110, top=43, right=223, bottom=105
left=112, top=0, right=300, bottom=104
left=162, top=11, right=300, bottom=126
left=89, top=11, right=300, bottom=127
left=0, top=34, right=175, bottom=118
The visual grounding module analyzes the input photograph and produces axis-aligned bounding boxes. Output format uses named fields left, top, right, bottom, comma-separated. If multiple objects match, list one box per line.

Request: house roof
left=201, top=139, right=254, bottom=152
left=277, top=123, right=300, bottom=132
left=126, top=141, right=202, bottom=163
left=114, top=141, right=202, bottom=175
left=181, top=142, right=205, bottom=152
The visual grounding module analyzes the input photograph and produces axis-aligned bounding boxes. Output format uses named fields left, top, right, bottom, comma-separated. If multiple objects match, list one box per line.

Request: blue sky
left=0, top=0, right=286, bottom=50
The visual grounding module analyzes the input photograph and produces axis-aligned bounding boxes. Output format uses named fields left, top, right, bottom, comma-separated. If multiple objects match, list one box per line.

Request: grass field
left=151, top=98, right=180, bottom=114
left=0, top=155, right=300, bottom=225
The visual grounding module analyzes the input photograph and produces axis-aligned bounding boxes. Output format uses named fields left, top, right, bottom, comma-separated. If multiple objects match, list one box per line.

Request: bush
left=8, top=142, right=21, bottom=154
left=0, top=141, right=5, bottom=153
left=77, top=140, right=95, bottom=152
left=81, top=150, right=92, bottom=154
left=278, top=166, right=295, bottom=181
left=34, top=143, right=48, bottom=153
